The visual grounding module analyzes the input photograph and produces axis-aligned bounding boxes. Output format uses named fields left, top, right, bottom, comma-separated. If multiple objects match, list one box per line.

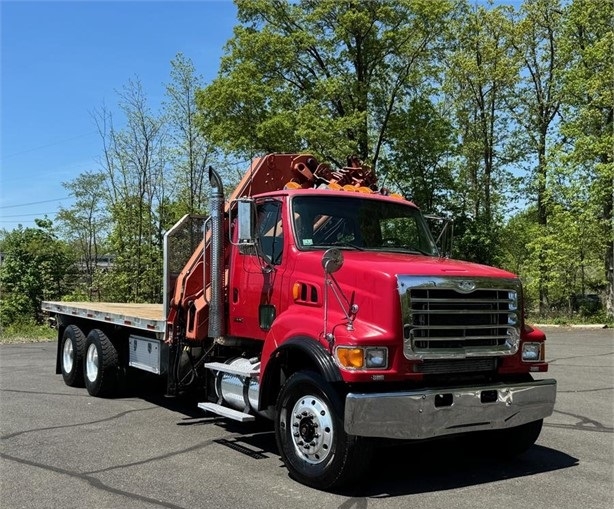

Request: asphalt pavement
left=0, top=327, right=612, bottom=509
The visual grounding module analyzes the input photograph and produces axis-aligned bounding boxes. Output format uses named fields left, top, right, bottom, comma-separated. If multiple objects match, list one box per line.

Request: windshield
left=291, top=195, right=438, bottom=256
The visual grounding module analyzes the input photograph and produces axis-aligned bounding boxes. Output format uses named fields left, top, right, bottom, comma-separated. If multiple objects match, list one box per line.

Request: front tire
left=60, top=325, right=86, bottom=387
left=274, top=371, right=372, bottom=490
left=84, top=329, right=119, bottom=397
left=500, top=419, right=544, bottom=456
left=484, top=419, right=544, bottom=458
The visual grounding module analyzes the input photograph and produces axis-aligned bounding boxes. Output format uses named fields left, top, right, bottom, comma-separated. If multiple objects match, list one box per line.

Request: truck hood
left=335, top=250, right=518, bottom=279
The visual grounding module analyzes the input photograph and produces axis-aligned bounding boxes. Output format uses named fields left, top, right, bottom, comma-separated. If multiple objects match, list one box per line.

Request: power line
left=0, top=197, right=70, bottom=209
left=0, top=219, right=42, bottom=223
left=0, top=217, right=43, bottom=224
left=0, top=212, right=57, bottom=218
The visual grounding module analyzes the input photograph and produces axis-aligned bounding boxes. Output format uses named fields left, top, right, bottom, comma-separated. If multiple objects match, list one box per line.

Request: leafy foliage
left=559, top=0, right=614, bottom=314
left=57, top=171, right=110, bottom=300
left=0, top=220, right=74, bottom=326
left=381, top=96, right=456, bottom=212
left=197, top=0, right=454, bottom=168
left=3, top=0, right=611, bottom=322
left=164, top=53, right=217, bottom=218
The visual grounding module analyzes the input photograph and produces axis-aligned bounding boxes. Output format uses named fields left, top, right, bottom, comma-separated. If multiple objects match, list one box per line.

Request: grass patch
left=527, top=311, right=613, bottom=327
left=0, top=322, right=56, bottom=344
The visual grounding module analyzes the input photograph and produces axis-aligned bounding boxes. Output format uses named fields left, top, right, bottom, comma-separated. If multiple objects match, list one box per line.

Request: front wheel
left=84, top=329, right=119, bottom=398
left=484, top=419, right=544, bottom=458
left=274, top=371, right=372, bottom=490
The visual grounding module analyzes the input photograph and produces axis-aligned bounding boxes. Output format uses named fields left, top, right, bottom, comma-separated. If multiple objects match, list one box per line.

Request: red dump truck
left=43, top=153, right=556, bottom=490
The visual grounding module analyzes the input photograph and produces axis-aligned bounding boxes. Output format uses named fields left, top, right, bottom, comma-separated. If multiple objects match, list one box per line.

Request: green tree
left=94, top=78, right=169, bottom=302
left=498, top=207, right=540, bottom=276
left=442, top=2, right=519, bottom=264
left=57, top=171, right=110, bottom=300
left=164, top=53, right=215, bottom=218
left=560, top=0, right=614, bottom=317
left=500, top=168, right=605, bottom=318
left=381, top=96, right=456, bottom=213
left=197, top=0, right=453, bottom=169
left=0, top=219, right=74, bottom=326
left=508, top=0, right=566, bottom=313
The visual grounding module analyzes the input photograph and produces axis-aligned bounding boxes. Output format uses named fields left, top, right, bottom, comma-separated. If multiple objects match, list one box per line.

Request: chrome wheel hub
left=290, top=395, right=334, bottom=464
left=62, top=339, right=74, bottom=373
left=86, top=343, right=99, bottom=383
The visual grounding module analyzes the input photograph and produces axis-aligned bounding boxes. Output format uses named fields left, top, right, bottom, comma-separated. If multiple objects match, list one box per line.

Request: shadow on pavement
left=120, top=371, right=579, bottom=498
left=341, top=441, right=579, bottom=497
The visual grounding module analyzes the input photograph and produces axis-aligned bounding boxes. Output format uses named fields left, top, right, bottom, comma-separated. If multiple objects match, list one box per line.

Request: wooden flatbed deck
left=42, top=301, right=166, bottom=333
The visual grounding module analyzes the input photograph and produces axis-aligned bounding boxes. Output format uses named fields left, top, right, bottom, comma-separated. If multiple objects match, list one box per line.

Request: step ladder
left=197, top=361, right=260, bottom=422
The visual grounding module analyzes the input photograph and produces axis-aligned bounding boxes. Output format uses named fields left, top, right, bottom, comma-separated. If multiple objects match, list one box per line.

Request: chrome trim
left=398, top=276, right=522, bottom=360
left=344, top=379, right=556, bottom=439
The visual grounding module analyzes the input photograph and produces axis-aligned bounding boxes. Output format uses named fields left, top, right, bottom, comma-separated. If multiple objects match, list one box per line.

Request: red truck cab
left=199, top=176, right=555, bottom=489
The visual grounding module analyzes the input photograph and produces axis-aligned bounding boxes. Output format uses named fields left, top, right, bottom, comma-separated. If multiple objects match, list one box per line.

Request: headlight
left=522, top=342, right=543, bottom=362
left=335, top=346, right=388, bottom=370
left=365, top=347, right=388, bottom=368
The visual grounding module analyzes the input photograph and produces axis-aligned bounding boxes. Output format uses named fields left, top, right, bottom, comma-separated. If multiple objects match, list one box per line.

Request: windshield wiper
left=407, top=246, right=433, bottom=256
left=330, top=241, right=365, bottom=251
left=383, top=245, right=433, bottom=256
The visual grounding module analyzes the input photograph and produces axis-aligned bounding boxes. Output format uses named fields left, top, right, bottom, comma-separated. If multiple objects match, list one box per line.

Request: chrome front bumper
left=344, top=379, right=557, bottom=440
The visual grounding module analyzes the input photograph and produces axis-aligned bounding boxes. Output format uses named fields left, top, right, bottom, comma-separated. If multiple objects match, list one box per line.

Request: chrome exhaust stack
left=208, top=166, right=225, bottom=339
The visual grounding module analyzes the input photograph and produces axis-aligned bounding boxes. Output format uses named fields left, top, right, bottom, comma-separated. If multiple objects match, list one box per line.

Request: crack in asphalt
left=1, top=388, right=150, bottom=404
left=0, top=451, right=191, bottom=509
left=549, top=352, right=614, bottom=364
left=545, top=409, right=614, bottom=433
left=1, top=388, right=95, bottom=398
left=0, top=407, right=159, bottom=440
left=83, top=439, right=217, bottom=475
left=558, top=387, right=613, bottom=394
left=0, top=384, right=251, bottom=507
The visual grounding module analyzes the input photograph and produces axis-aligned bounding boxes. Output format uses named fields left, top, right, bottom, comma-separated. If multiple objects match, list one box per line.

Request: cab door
left=228, top=199, right=287, bottom=340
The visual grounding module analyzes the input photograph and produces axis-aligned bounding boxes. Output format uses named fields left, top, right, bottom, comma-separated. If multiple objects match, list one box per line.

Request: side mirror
left=322, top=248, right=343, bottom=274
left=231, top=198, right=256, bottom=245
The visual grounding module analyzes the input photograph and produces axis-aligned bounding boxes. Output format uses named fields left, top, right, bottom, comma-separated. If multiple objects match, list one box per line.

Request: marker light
left=336, top=348, right=364, bottom=368
left=335, top=347, right=388, bottom=370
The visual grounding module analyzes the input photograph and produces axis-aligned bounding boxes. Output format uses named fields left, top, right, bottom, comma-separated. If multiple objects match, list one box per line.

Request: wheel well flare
left=259, top=337, right=342, bottom=410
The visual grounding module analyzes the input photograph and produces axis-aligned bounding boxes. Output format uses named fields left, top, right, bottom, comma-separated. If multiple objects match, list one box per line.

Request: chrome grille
left=398, top=276, right=521, bottom=360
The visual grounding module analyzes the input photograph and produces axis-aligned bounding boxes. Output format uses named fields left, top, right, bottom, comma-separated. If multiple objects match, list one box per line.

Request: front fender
left=258, top=336, right=342, bottom=412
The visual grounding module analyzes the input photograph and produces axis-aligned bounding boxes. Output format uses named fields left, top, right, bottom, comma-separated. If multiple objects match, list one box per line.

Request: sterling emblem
left=457, top=280, right=476, bottom=293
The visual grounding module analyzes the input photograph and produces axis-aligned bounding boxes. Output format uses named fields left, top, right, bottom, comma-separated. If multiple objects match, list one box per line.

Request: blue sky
left=1, top=0, right=237, bottom=231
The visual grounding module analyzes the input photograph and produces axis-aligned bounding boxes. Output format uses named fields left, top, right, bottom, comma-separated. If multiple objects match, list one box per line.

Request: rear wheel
left=84, top=329, right=119, bottom=397
left=274, top=371, right=372, bottom=490
left=60, top=325, right=86, bottom=387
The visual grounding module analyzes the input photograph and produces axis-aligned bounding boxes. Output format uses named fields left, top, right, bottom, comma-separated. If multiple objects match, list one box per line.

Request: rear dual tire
left=60, top=325, right=86, bottom=387
left=84, top=329, right=120, bottom=397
